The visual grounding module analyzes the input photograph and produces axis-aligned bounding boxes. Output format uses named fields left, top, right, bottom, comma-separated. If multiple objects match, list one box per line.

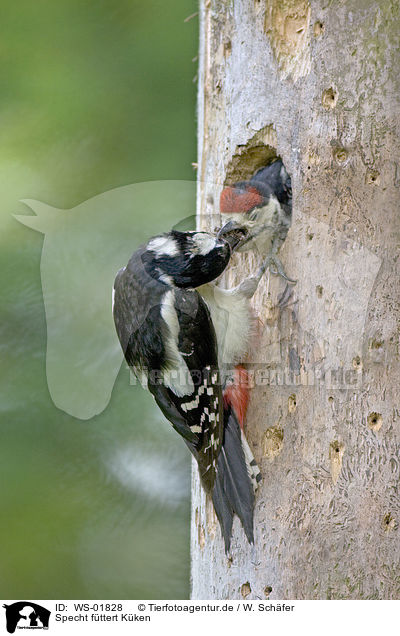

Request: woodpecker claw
left=259, top=255, right=297, bottom=284
left=278, top=283, right=296, bottom=308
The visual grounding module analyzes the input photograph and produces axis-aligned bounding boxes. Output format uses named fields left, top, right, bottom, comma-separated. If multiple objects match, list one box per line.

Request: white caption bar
left=1, top=599, right=398, bottom=636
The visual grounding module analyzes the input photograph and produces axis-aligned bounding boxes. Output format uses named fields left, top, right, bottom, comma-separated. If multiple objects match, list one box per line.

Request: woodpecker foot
left=277, top=283, right=298, bottom=309
left=259, top=254, right=297, bottom=284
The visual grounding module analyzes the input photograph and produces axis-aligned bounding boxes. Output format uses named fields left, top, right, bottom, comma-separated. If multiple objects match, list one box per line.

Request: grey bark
left=191, top=0, right=400, bottom=599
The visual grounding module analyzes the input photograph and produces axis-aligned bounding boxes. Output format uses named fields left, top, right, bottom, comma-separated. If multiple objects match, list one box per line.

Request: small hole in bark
left=322, top=87, right=338, bottom=109
left=264, top=585, right=273, bottom=597
left=333, top=147, right=348, bottom=164
left=316, top=285, right=323, bottom=297
left=330, top=441, right=343, bottom=455
left=241, top=582, right=251, bottom=598
left=307, top=232, right=314, bottom=240
left=328, top=396, right=334, bottom=403
left=329, top=440, right=345, bottom=484
left=223, top=39, right=232, bottom=55
left=288, top=394, right=297, bottom=413
left=367, top=412, right=383, bottom=431
left=313, top=21, right=325, bottom=37
left=366, top=170, right=380, bottom=185
left=352, top=355, right=362, bottom=369
left=383, top=513, right=395, bottom=532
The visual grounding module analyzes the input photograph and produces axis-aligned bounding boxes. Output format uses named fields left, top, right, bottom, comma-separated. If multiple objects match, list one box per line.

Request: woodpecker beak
left=217, top=221, right=248, bottom=251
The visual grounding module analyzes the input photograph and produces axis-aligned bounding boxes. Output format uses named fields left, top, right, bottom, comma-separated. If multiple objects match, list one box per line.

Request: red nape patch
left=220, top=185, right=263, bottom=213
left=223, top=365, right=250, bottom=430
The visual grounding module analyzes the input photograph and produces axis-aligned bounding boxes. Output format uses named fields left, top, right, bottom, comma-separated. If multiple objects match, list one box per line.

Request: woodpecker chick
left=219, top=159, right=295, bottom=282
left=113, top=228, right=261, bottom=551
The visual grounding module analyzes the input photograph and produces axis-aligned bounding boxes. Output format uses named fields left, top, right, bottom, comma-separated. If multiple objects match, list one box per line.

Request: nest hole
left=223, top=125, right=289, bottom=186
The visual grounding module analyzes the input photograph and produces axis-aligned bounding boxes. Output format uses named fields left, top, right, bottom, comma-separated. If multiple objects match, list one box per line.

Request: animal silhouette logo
left=15, top=180, right=196, bottom=420
left=3, top=602, right=50, bottom=633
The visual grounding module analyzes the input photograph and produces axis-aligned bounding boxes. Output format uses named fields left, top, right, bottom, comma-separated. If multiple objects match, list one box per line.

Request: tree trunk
left=191, top=0, right=400, bottom=600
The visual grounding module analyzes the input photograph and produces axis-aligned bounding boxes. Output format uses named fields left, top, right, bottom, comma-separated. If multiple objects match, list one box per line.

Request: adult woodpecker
left=113, top=228, right=264, bottom=551
left=219, top=159, right=295, bottom=282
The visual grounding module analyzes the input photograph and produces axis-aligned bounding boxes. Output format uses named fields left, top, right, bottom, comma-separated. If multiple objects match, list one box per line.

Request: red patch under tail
left=223, top=365, right=250, bottom=431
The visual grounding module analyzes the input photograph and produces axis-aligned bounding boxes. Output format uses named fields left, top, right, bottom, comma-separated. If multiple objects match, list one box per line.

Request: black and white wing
left=147, top=287, right=224, bottom=493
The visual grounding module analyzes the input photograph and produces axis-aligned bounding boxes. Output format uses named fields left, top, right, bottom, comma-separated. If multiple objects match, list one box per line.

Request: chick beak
left=217, top=221, right=248, bottom=251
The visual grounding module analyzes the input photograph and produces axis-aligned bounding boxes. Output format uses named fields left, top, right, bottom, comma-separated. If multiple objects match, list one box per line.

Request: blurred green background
left=0, top=0, right=198, bottom=598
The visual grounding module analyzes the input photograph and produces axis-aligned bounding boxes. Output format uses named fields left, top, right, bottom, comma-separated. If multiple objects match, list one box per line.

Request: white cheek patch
left=257, top=197, right=280, bottom=225
left=148, top=235, right=179, bottom=258
left=193, top=233, right=217, bottom=255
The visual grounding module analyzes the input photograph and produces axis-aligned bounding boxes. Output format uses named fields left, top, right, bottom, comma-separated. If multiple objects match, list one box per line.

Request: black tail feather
left=212, top=409, right=255, bottom=552
left=212, top=471, right=234, bottom=550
